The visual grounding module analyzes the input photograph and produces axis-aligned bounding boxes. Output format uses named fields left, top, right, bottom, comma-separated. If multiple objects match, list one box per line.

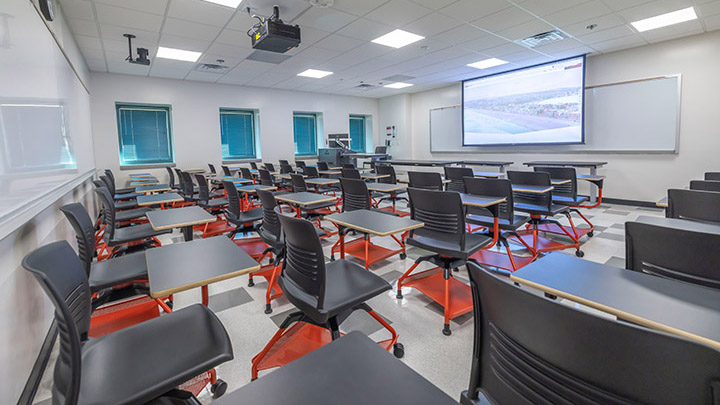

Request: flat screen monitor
left=462, top=55, right=586, bottom=146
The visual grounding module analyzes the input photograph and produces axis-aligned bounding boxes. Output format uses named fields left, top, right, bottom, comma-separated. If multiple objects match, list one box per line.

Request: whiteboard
left=430, top=75, right=681, bottom=153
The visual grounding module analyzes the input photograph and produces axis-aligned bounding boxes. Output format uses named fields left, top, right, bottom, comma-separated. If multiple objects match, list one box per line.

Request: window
left=349, top=115, right=366, bottom=152
left=116, top=103, right=174, bottom=166
left=220, top=109, right=256, bottom=160
left=293, top=113, right=318, bottom=156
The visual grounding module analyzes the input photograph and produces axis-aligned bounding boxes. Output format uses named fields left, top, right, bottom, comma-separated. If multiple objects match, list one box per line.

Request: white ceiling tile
left=107, top=60, right=150, bottom=75
left=150, top=57, right=197, bottom=70
left=544, top=1, right=613, bottom=27
left=85, top=58, right=108, bottom=71
left=336, top=18, right=393, bottom=41
left=95, top=3, right=164, bottom=32
left=313, top=34, right=364, bottom=52
left=375, top=38, right=448, bottom=62
left=94, top=0, right=168, bottom=15
left=699, top=1, right=720, bottom=17
left=495, top=19, right=555, bottom=40
left=297, top=26, right=331, bottom=47
left=167, top=0, right=236, bottom=27
left=163, top=18, right=222, bottom=41
left=205, top=43, right=254, bottom=60
left=364, top=0, right=432, bottom=27
left=78, top=46, right=106, bottom=59
left=198, top=52, right=246, bottom=67
left=246, top=0, right=311, bottom=21
left=590, top=34, right=647, bottom=52
left=601, top=0, right=655, bottom=12
left=294, top=7, right=357, bottom=31
left=74, top=34, right=102, bottom=50
left=407, top=0, right=458, bottom=10
left=457, top=34, right=511, bottom=52
left=481, top=41, right=533, bottom=57
left=576, top=25, right=635, bottom=44
left=560, top=13, right=626, bottom=37
left=150, top=66, right=192, bottom=79
left=100, top=24, right=159, bottom=46
left=705, top=14, right=720, bottom=30
left=158, top=34, right=211, bottom=52
left=531, top=37, right=586, bottom=53
left=471, top=6, right=536, bottom=32
left=58, top=0, right=95, bottom=21
left=402, top=12, right=463, bottom=37
left=439, top=0, right=510, bottom=22
left=517, top=0, right=590, bottom=17
left=294, top=46, right=343, bottom=62
left=330, top=0, right=390, bottom=16
left=433, top=24, right=487, bottom=45
left=617, top=0, right=694, bottom=22
left=638, top=19, right=703, bottom=42
left=67, top=18, right=100, bottom=37
left=226, top=10, right=260, bottom=32
left=185, top=70, right=223, bottom=82
left=215, top=28, right=251, bottom=46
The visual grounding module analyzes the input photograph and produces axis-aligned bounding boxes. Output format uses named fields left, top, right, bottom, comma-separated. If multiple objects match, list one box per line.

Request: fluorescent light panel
left=298, top=69, right=333, bottom=79
left=372, top=29, right=425, bottom=49
left=384, top=82, right=413, bottom=89
left=467, top=58, right=508, bottom=70
left=156, top=47, right=202, bottom=62
left=631, top=7, right=697, bottom=32
left=201, top=0, right=244, bottom=8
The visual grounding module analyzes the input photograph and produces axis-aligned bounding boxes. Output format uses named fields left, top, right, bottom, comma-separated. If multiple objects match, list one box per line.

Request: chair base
left=193, top=218, right=235, bottom=238
left=535, top=223, right=593, bottom=240
left=377, top=205, right=411, bottom=217
left=331, top=235, right=406, bottom=270
left=89, top=296, right=160, bottom=338
left=248, top=263, right=283, bottom=313
left=470, top=249, right=536, bottom=272
left=231, top=236, right=268, bottom=258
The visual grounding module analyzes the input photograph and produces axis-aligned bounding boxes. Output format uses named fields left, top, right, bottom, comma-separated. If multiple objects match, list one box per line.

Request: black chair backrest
left=341, top=168, right=361, bottom=180
left=258, top=169, right=274, bottom=186
left=276, top=210, right=327, bottom=309
left=667, top=189, right=720, bottom=224
left=222, top=181, right=242, bottom=220
left=342, top=163, right=355, bottom=169
left=407, top=188, right=466, bottom=248
left=180, top=171, right=195, bottom=197
left=295, top=160, right=306, bottom=169
left=221, top=165, right=232, bottom=176
left=103, top=169, right=117, bottom=189
left=340, top=178, right=371, bottom=212
left=317, top=161, right=329, bottom=171
left=59, top=203, right=95, bottom=276
left=208, top=164, right=216, bottom=174
left=464, top=178, right=515, bottom=221
left=240, top=167, right=253, bottom=180
left=464, top=261, right=720, bottom=405
left=194, top=173, right=211, bottom=203
left=291, top=174, right=308, bottom=193
left=95, top=187, right=117, bottom=239
left=690, top=180, right=720, bottom=192
left=264, top=163, right=275, bottom=172
left=374, top=146, right=387, bottom=154
left=23, top=241, right=92, bottom=405
left=257, top=189, right=282, bottom=246
left=280, top=163, right=294, bottom=174
left=408, top=171, right=443, bottom=191
left=704, top=172, right=720, bottom=181
left=304, top=166, right=320, bottom=179
left=99, top=174, right=115, bottom=195
left=444, top=167, right=473, bottom=193
left=507, top=171, right=552, bottom=210
left=166, top=167, right=176, bottom=187
left=174, top=168, right=184, bottom=189
left=375, top=164, right=397, bottom=184
left=249, top=162, right=259, bottom=170
left=279, top=159, right=289, bottom=166
left=534, top=166, right=577, bottom=200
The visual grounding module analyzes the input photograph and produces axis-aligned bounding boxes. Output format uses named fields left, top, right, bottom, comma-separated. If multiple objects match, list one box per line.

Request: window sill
left=222, top=158, right=261, bottom=164
left=120, top=163, right=176, bottom=170
left=294, top=156, right=318, bottom=160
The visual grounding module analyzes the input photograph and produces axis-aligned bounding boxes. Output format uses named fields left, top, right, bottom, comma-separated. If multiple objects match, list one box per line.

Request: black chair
left=251, top=210, right=402, bottom=380
left=95, top=180, right=152, bottom=224
left=507, top=171, right=583, bottom=257
left=374, top=164, right=409, bottom=216
left=444, top=167, right=473, bottom=193
left=461, top=261, right=720, bottom=405
left=533, top=166, right=594, bottom=238
left=464, top=178, right=533, bottom=272
left=194, top=173, right=227, bottom=211
left=23, top=241, right=233, bottom=404
left=667, top=188, right=720, bottom=224
left=397, top=188, right=494, bottom=335
left=264, top=162, right=276, bottom=172
left=249, top=161, right=259, bottom=170
left=100, top=175, right=140, bottom=201
left=690, top=180, right=720, bottom=192
left=317, top=161, right=330, bottom=172
left=341, top=168, right=361, bottom=180
left=295, top=160, right=307, bottom=172
left=222, top=181, right=263, bottom=238
left=166, top=166, right=179, bottom=190
left=303, top=166, right=321, bottom=179
left=239, top=167, right=255, bottom=183
left=342, top=163, right=355, bottom=169
left=258, top=169, right=278, bottom=187
left=704, top=172, right=720, bottom=181
left=178, top=171, right=199, bottom=204
left=221, top=165, right=232, bottom=176
left=104, top=169, right=135, bottom=195
left=279, top=159, right=289, bottom=166
left=208, top=164, right=217, bottom=174
left=93, top=180, right=137, bottom=210
left=408, top=171, right=443, bottom=191
left=288, top=173, right=338, bottom=231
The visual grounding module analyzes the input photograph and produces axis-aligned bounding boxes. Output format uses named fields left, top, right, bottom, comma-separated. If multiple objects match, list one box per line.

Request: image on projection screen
left=463, top=56, right=585, bottom=146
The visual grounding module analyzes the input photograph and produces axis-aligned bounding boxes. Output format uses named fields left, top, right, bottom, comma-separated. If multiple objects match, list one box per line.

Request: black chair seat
left=115, top=207, right=153, bottom=222
left=553, top=195, right=589, bottom=205
left=466, top=213, right=530, bottom=231
left=89, top=252, right=147, bottom=291
left=514, top=202, right=568, bottom=216
left=78, top=304, right=232, bottom=405
left=116, top=187, right=135, bottom=194
left=200, top=198, right=228, bottom=209
left=114, top=192, right=141, bottom=200
left=115, top=200, right=138, bottom=210
left=302, top=200, right=337, bottom=211
left=226, top=207, right=263, bottom=226
left=110, top=223, right=171, bottom=245
left=407, top=232, right=492, bottom=260
left=281, top=259, right=391, bottom=324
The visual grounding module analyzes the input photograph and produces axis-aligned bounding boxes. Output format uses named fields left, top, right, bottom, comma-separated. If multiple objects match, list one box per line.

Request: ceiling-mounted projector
left=123, top=34, right=150, bottom=65
left=247, top=6, right=301, bottom=53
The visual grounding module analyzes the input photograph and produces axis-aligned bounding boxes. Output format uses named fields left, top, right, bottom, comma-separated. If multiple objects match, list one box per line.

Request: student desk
left=129, top=179, right=160, bottom=186
left=382, top=159, right=463, bottom=167
left=361, top=173, right=390, bottom=181
left=129, top=173, right=153, bottom=178
left=524, top=161, right=607, bottom=202
left=235, top=184, right=276, bottom=210
left=147, top=206, right=216, bottom=241
left=136, top=183, right=172, bottom=194
left=318, top=170, right=341, bottom=176
left=136, top=192, right=183, bottom=207
left=366, top=183, right=407, bottom=193
left=305, top=177, right=339, bottom=191
left=474, top=171, right=504, bottom=178
left=396, top=176, right=452, bottom=185
left=551, top=179, right=572, bottom=185
left=510, top=253, right=720, bottom=351
left=275, top=192, right=337, bottom=208
left=461, top=160, right=514, bottom=173
left=215, top=331, right=455, bottom=405
left=326, top=209, right=423, bottom=268
left=511, top=184, right=554, bottom=194
left=147, top=236, right=260, bottom=308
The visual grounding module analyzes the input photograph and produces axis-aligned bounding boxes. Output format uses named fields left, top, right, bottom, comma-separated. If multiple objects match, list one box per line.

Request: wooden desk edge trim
left=513, top=186, right=554, bottom=193
left=509, top=274, right=720, bottom=352
left=462, top=197, right=507, bottom=208
left=150, top=264, right=262, bottom=298
left=137, top=198, right=184, bottom=206
left=326, top=218, right=424, bottom=236
left=276, top=196, right=338, bottom=206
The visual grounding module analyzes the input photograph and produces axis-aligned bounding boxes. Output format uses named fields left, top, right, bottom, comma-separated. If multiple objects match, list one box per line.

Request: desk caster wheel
left=575, top=250, right=585, bottom=258
left=264, top=304, right=272, bottom=314
left=399, top=252, right=407, bottom=260
left=164, top=300, right=173, bottom=310
left=588, top=231, right=594, bottom=237
left=330, top=255, right=335, bottom=261
left=211, top=379, right=227, bottom=399
left=442, top=324, right=452, bottom=336
left=393, top=343, right=404, bottom=358
left=248, top=279, right=255, bottom=287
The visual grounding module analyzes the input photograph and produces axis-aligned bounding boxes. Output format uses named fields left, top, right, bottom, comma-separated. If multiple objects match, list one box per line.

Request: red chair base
left=470, top=249, right=536, bottom=272
left=89, top=296, right=160, bottom=338
left=377, top=206, right=411, bottom=217
left=331, top=235, right=405, bottom=270
left=535, top=223, right=593, bottom=240
left=510, top=230, right=579, bottom=254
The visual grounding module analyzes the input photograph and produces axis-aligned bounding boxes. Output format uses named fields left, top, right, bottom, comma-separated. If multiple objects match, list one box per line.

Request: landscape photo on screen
left=463, top=56, right=585, bottom=146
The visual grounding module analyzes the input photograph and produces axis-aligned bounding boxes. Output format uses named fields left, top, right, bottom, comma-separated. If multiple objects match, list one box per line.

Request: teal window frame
left=220, top=108, right=257, bottom=160
left=293, top=112, right=318, bottom=157
left=115, top=103, right=174, bottom=166
left=349, top=115, right=367, bottom=152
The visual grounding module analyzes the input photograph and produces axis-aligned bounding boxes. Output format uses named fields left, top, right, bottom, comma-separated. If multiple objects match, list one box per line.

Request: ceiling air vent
left=355, top=83, right=377, bottom=90
left=516, top=30, right=567, bottom=48
left=195, top=63, right=230, bottom=73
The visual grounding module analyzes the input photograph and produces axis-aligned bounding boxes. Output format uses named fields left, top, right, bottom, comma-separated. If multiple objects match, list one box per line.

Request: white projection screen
left=463, top=56, right=586, bottom=146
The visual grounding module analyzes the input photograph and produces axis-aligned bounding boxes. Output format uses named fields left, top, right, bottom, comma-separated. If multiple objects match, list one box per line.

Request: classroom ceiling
left=61, top=0, right=720, bottom=98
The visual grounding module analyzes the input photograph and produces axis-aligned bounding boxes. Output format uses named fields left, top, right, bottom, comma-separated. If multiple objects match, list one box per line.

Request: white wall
left=90, top=73, right=380, bottom=183
left=387, top=30, right=720, bottom=202
left=378, top=94, right=412, bottom=159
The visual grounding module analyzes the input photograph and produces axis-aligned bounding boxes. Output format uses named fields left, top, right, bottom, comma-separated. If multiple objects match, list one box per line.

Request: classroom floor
left=34, top=201, right=666, bottom=404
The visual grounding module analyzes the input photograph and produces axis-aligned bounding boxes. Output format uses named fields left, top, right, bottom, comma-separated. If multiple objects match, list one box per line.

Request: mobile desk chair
left=100, top=175, right=140, bottom=201
left=93, top=180, right=137, bottom=211
left=667, top=188, right=720, bottom=224
left=288, top=173, right=339, bottom=236
left=193, top=174, right=233, bottom=238
left=221, top=165, right=232, bottom=176
left=103, top=169, right=135, bottom=195
left=461, top=261, right=720, bottom=405
left=374, top=164, right=410, bottom=216
left=408, top=171, right=445, bottom=191
left=165, top=166, right=180, bottom=191
left=690, top=179, right=720, bottom=192
left=444, top=166, right=473, bottom=193
left=705, top=172, right=720, bottom=181
left=252, top=211, right=402, bottom=380
left=23, top=241, right=234, bottom=404
left=532, top=166, right=595, bottom=240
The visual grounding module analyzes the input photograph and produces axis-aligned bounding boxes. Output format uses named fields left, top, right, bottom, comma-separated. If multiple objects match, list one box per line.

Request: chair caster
left=396, top=290, right=403, bottom=299
left=587, top=231, right=594, bottom=237
left=399, top=252, right=407, bottom=260
left=248, top=278, right=255, bottom=287
left=165, top=300, right=174, bottom=310
left=393, top=343, right=404, bottom=358
left=264, top=304, right=272, bottom=314
left=211, top=379, right=227, bottom=399
left=575, top=250, right=585, bottom=258
left=442, top=324, right=452, bottom=336
left=330, top=255, right=335, bottom=261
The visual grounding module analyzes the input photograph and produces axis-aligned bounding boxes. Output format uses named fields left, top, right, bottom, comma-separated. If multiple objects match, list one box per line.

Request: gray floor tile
left=604, top=210, right=631, bottom=216
left=208, top=287, right=253, bottom=313
left=595, top=232, right=625, bottom=242
left=610, top=223, right=626, bottom=230
left=604, top=256, right=626, bottom=268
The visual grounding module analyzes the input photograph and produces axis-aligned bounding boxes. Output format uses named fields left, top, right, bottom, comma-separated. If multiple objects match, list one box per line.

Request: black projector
left=251, top=20, right=301, bottom=53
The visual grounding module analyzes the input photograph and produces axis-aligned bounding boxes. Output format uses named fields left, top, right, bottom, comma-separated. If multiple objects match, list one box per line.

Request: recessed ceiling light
left=201, top=0, right=244, bottom=8
left=467, top=58, right=508, bottom=70
left=384, top=82, right=413, bottom=89
left=631, top=7, right=697, bottom=32
left=372, top=29, right=425, bottom=49
left=156, top=47, right=202, bottom=62
left=298, top=69, right=334, bottom=79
